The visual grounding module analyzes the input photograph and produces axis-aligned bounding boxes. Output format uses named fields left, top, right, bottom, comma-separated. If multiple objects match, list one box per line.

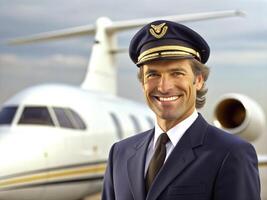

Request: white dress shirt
left=144, top=110, right=198, bottom=176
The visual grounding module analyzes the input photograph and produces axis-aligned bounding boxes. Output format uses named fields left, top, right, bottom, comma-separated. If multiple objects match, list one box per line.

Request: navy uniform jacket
left=102, top=114, right=260, bottom=200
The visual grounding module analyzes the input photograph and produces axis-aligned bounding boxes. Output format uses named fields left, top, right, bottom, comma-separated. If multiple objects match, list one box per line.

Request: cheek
left=143, top=81, right=156, bottom=93
left=143, top=84, right=152, bottom=98
left=177, top=80, right=192, bottom=91
left=180, top=81, right=196, bottom=97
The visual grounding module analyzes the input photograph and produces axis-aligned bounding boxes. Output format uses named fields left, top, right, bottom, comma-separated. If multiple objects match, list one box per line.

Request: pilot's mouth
left=154, top=95, right=182, bottom=102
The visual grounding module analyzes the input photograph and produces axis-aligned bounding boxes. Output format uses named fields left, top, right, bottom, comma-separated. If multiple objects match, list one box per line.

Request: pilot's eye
left=146, top=72, right=159, bottom=79
left=172, top=71, right=184, bottom=77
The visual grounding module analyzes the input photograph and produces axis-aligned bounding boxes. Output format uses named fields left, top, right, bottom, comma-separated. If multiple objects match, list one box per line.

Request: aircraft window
left=67, top=109, right=86, bottom=130
left=129, top=115, right=141, bottom=133
left=18, top=106, right=54, bottom=126
left=146, top=117, right=154, bottom=128
left=53, top=108, right=74, bottom=129
left=110, top=113, right=123, bottom=139
left=0, top=106, right=18, bottom=125
left=53, top=107, right=86, bottom=130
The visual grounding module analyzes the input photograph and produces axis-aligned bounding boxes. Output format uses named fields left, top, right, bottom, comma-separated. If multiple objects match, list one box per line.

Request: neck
left=157, top=109, right=195, bottom=132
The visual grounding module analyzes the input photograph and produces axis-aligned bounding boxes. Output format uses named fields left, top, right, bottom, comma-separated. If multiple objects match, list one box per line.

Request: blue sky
left=0, top=0, right=267, bottom=107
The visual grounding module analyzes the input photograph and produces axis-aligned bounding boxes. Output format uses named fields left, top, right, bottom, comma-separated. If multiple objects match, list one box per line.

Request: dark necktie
left=145, top=133, right=169, bottom=191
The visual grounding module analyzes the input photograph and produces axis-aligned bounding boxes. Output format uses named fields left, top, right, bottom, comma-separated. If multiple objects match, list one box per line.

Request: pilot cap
left=129, top=20, right=210, bottom=66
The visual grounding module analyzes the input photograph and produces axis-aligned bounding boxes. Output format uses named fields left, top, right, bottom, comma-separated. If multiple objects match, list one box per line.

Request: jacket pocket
left=168, top=184, right=206, bottom=196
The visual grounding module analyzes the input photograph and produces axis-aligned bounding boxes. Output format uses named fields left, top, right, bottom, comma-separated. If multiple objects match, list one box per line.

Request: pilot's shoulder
left=207, top=125, right=254, bottom=152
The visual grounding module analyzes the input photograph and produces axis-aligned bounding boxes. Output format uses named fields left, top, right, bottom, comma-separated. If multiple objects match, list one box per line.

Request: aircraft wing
left=8, top=10, right=244, bottom=45
left=8, top=24, right=95, bottom=45
left=107, top=10, right=245, bottom=33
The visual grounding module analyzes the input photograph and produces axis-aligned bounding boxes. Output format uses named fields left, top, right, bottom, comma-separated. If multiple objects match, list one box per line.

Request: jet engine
left=213, top=93, right=266, bottom=141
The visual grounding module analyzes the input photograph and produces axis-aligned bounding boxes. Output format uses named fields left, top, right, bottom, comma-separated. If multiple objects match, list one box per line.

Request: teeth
left=158, top=96, right=179, bottom=102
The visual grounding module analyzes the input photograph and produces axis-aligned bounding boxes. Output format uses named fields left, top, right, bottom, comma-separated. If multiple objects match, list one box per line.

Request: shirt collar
left=153, top=109, right=198, bottom=148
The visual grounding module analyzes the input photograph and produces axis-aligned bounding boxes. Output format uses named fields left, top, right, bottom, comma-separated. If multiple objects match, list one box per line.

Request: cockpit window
left=68, top=109, right=86, bottom=130
left=53, top=107, right=86, bottom=130
left=18, top=106, right=54, bottom=126
left=0, top=106, right=18, bottom=125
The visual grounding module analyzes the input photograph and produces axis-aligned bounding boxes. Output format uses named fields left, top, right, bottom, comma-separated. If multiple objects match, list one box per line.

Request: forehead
left=142, top=59, right=192, bottom=72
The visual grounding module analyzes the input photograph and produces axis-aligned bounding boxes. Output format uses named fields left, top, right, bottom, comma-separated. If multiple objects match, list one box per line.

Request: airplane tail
left=8, top=10, right=244, bottom=95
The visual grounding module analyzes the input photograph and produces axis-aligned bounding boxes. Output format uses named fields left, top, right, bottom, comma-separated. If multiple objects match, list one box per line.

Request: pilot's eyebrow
left=144, top=67, right=187, bottom=75
left=168, top=68, right=187, bottom=73
left=144, top=69, right=158, bottom=75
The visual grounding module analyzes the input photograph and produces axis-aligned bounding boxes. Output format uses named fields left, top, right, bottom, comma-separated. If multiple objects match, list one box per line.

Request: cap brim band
left=137, top=45, right=200, bottom=62
left=137, top=51, right=196, bottom=65
left=136, top=53, right=195, bottom=65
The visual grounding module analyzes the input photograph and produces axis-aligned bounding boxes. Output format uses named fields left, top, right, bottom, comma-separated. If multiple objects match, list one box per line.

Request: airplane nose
left=0, top=129, right=47, bottom=200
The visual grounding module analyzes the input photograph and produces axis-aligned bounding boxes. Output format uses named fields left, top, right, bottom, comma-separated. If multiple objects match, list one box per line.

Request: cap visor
left=137, top=55, right=194, bottom=66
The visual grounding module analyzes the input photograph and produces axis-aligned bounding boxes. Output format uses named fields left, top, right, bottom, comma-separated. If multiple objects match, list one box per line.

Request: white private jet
left=0, top=10, right=266, bottom=200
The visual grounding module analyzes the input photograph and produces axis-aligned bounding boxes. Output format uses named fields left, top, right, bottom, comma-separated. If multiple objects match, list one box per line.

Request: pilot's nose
left=157, top=75, right=173, bottom=93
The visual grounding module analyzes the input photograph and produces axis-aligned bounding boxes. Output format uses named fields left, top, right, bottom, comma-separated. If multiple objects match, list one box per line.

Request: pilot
left=102, top=20, right=261, bottom=200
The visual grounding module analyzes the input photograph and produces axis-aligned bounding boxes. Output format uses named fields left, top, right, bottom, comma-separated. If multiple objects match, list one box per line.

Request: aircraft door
left=39, top=107, right=88, bottom=200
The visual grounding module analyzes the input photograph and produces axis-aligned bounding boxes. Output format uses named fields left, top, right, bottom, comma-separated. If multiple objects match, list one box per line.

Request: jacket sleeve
left=101, top=143, right=116, bottom=200
left=214, top=141, right=261, bottom=200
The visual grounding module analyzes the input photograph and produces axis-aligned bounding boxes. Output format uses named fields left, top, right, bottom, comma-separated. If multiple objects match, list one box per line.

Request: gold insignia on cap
left=149, top=23, right=168, bottom=39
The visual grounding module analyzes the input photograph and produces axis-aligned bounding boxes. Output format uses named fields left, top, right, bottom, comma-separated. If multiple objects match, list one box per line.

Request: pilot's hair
left=137, top=59, right=210, bottom=109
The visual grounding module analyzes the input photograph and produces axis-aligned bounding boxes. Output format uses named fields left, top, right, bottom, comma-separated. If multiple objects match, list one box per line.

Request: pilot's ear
left=195, top=74, right=204, bottom=90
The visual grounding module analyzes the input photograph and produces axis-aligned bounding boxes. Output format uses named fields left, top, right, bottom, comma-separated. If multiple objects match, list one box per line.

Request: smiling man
left=141, top=59, right=204, bottom=131
left=102, top=20, right=260, bottom=200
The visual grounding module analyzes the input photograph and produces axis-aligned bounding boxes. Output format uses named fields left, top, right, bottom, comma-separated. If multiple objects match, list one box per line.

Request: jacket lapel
left=147, top=115, right=209, bottom=200
left=127, top=129, right=154, bottom=200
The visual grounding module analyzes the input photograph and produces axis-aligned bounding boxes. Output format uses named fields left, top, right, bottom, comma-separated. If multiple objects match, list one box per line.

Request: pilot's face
left=142, top=59, right=204, bottom=128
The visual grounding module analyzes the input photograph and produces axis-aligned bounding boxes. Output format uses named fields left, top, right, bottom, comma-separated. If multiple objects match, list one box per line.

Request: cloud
left=210, top=49, right=267, bottom=66
left=0, top=3, right=44, bottom=19
left=0, top=53, right=88, bottom=69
